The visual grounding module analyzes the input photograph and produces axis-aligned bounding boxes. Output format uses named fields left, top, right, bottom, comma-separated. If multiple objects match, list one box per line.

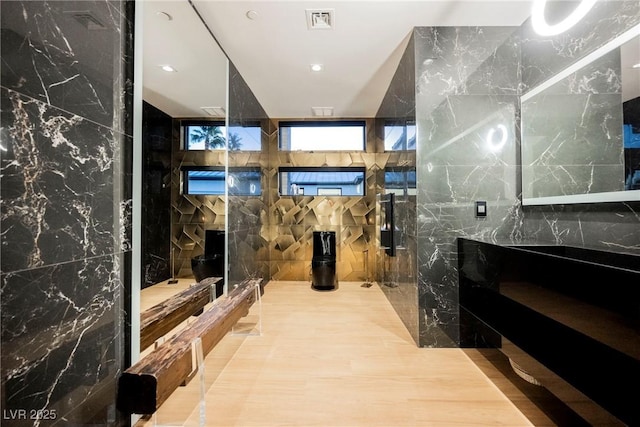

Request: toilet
left=191, top=230, right=225, bottom=298
left=311, top=231, right=337, bottom=291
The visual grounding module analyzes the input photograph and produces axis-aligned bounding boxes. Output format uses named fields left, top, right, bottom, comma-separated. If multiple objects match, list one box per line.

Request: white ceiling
left=143, top=1, right=536, bottom=119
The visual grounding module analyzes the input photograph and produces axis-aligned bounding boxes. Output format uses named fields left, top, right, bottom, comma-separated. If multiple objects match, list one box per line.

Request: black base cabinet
left=458, top=238, right=640, bottom=426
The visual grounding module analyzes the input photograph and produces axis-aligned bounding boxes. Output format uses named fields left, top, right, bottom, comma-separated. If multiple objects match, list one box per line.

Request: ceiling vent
left=201, top=106, right=226, bottom=117
left=306, top=9, right=334, bottom=30
left=65, top=11, right=107, bottom=30
left=312, top=107, right=334, bottom=117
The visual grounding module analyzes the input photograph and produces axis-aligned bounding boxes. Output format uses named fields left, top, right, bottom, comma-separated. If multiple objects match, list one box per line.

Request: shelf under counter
left=458, top=238, right=640, bottom=427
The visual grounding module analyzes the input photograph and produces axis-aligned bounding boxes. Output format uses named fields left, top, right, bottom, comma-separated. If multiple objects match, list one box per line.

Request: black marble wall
left=142, top=101, right=172, bottom=288
left=376, top=1, right=640, bottom=349
left=1, top=1, right=132, bottom=425
left=519, top=0, right=640, bottom=253
left=375, top=34, right=419, bottom=344
left=414, top=26, right=523, bottom=347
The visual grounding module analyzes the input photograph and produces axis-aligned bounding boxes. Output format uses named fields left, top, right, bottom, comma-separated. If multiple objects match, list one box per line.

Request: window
left=183, top=121, right=262, bottom=151
left=384, top=168, right=416, bottom=196
left=279, top=121, right=366, bottom=151
left=183, top=121, right=226, bottom=150
left=384, top=121, right=416, bottom=151
left=279, top=167, right=365, bottom=196
left=183, top=167, right=261, bottom=196
left=228, top=122, right=262, bottom=151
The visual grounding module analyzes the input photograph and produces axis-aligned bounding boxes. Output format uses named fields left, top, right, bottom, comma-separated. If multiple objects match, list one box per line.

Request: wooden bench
left=117, top=278, right=262, bottom=415
left=140, top=277, right=221, bottom=350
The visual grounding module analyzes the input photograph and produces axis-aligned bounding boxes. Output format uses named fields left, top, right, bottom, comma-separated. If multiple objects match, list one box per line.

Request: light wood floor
left=136, top=280, right=558, bottom=427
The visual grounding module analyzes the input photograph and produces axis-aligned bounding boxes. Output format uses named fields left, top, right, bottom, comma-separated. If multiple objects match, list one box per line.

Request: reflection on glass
left=228, top=123, right=262, bottom=151
left=384, top=168, right=416, bottom=196
left=384, top=121, right=416, bottom=151
left=279, top=167, right=365, bottom=196
left=184, top=167, right=261, bottom=195
left=521, top=30, right=640, bottom=203
left=183, top=121, right=262, bottom=151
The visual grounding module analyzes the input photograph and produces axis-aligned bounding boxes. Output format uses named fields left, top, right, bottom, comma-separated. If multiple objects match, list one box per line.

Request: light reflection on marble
left=414, top=26, right=522, bottom=347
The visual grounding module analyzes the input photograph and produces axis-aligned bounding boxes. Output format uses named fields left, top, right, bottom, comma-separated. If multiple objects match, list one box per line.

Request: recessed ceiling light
left=310, top=64, right=323, bottom=72
left=161, top=65, right=176, bottom=72
left=633, top=63, right=640, bottom=69
left=246, top=10, right=258, bottom=20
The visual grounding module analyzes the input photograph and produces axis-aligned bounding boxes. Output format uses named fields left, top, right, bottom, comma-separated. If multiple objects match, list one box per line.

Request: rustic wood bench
left=140, top=277, right=222, bottom=350
left=117, top=278, right=262, bottom=415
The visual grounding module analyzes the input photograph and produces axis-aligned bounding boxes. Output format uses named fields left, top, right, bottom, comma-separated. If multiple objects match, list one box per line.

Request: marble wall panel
left=0, top=1, right=132, bottom=424
left=520, top=0, right=640, bottom=92
left=0, top=0, right=128, bottom=131
left=519, top=1, right=640, bottom=253
left=521, top=48, right=625, bottom=199
left=415, top=26, right=522, bottom=347
left=375, top=35, right=419, bottom=344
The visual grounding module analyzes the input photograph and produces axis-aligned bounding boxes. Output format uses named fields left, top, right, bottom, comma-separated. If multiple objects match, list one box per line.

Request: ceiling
left=143, top=1, right=537, bottom=119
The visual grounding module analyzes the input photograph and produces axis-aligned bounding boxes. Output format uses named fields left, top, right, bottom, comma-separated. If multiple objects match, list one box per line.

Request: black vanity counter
left=458, top=238, right=640, bottom=426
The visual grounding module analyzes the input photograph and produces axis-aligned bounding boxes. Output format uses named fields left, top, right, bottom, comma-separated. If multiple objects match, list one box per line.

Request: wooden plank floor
left=136, top=280, right=554, bottom=427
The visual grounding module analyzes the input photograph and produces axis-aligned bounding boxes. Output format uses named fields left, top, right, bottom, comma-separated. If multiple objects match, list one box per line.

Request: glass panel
left=279, top=168, right=365, bottom=196
left=385, top=168, right=416, bottom=196
left=279, top=121, right=365, bottom=151
left=228, top=123, right=262, bottom=151
left=184, top=168, right=261, bottom=196
left=384, top=121, right=416, bottom=151
left=184, top=122, right=226, bottom=150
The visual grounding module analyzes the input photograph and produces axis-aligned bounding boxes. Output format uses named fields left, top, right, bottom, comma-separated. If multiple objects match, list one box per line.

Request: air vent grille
left=312, top=107, right=334, bottom=117
left=201, top=106, right=226, bottom=117
left=306, top=9, right=334, bottom=30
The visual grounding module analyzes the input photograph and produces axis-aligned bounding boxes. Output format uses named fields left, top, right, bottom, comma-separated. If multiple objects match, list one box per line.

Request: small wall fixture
left=161, top=65, right=176, bottom=72
left=475, top=201, right=487, bottom=218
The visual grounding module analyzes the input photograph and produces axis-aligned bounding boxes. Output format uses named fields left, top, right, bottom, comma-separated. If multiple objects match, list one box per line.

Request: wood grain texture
left=118, top=278, right=261, bottom=414
left=135, top=281, right=551, bottom=427
left=140, top=277, right=221, bottom=350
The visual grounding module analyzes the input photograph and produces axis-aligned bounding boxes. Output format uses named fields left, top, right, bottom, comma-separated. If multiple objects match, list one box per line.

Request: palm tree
left=190, top=126, right=226, bottom=149
left=228, top=132, right=243, bottom=151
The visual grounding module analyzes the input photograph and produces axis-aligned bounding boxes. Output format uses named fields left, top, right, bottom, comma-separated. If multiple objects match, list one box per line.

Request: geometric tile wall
left=170, top=117, right=417, bottom=285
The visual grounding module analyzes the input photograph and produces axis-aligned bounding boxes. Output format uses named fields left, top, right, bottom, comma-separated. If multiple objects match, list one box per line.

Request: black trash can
left=311, top=257, right=336, bottom=290
left=311, top=231, right=337, bottom=291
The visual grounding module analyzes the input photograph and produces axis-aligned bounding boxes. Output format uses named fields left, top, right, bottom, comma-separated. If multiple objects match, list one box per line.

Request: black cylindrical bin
left=312, top=258, right=336, bottom=290
left=311, top=231, right=337, bottom=291
left=191, top=230, right=226, bottom=298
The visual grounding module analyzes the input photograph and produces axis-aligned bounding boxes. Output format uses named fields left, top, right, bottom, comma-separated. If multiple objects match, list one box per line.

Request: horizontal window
left=183, top=167, right=261, bottom=196
left=279, top=167, right=365, bottom=196
left=279, top=121, right=365, bottom=151
left=384, top=121, right=416, bottom=151
left=183, top=121, right=262, bottom=151
left=385, top=168, right=416, bottom=196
